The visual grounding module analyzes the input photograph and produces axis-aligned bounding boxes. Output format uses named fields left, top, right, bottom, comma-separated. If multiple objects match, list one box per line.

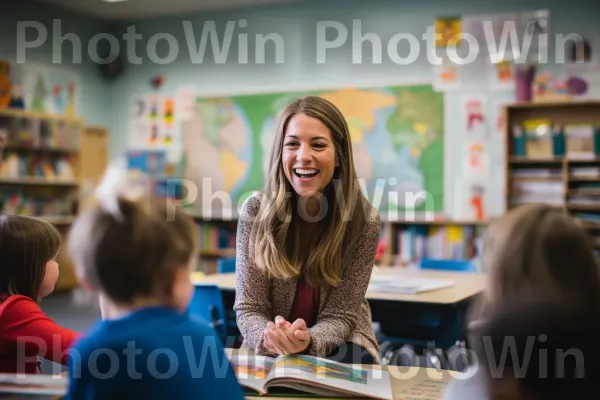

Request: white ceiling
left=36, top=0, right=298, bottom=21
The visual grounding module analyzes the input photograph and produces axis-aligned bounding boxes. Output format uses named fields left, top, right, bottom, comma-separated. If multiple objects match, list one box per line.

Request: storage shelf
left=0, top=176, right=79, bottom=186
left=567, top=204, right=600, bottom=212
left=568, top=176, right=600, bottom=183
left=568, top=190, right=600, bottom=196
left=507, top=100, right=600, bottom=110
left=3, top=145, right=77, bottom=154
left=0, top=108, right=83, bottom=123
left=567, top=158, right=600, bottom=164
left=387, top=219, right=488, bottom=226
left=505, top=101, right=600, bottom=256
left=509, top=157, right=563, bottom=165
left=198, top=248, right=236, bottom=258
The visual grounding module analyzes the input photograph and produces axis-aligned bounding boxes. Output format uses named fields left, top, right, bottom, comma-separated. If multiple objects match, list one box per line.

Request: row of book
left=196, top=222, right=236, bottom=252
left=513, top=120, right=599, bottom=159
left=510, top=170, right=564, bottom=207
left=0, top=189, right=77, bottom=217
left=0, top=152, right=76, bottom=180
left=0, top=118, right=79, bottom=150
left=391, top=225, right=485, bottom=265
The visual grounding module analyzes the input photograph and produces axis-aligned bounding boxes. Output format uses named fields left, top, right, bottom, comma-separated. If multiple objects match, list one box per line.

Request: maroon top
left=288, top=281, right=320, bottom=328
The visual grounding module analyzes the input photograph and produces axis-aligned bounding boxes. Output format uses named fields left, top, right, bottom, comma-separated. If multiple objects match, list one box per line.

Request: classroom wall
left=14, top=0, right=600, bottom=218
left=2, top=1, right=114, bottom=127
left=102, top=0, right=600, bottom=218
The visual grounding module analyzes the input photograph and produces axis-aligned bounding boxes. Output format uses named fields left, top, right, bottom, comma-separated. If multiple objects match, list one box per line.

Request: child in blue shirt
left=65, top=190, right=244, bottom=400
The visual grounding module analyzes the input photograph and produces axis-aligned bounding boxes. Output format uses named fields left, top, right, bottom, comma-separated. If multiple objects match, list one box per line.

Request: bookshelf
left=191, top=215, right=237, bottom=274
left=379, top=219, right=486, bottom=267
left=505, top=101, right=600, bottom=250
left=185, top=212, right=488, bottom=274
left=0, top=108, right=82, bottom=221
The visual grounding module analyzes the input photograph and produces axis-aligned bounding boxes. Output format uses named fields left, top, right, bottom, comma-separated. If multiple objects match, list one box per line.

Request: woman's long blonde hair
left=471, top=203, right=600, bottom=322
left=251, top=96, right=371, bottom=288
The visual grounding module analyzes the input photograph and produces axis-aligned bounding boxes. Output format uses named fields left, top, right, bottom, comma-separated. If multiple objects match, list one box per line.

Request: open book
left=227, top=354, right=393, bottom=399
left=0, top=372, right=67, bottom=398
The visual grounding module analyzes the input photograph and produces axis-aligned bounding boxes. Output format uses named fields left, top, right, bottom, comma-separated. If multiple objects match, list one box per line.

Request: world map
left=182, top=84, right=444, bottom=218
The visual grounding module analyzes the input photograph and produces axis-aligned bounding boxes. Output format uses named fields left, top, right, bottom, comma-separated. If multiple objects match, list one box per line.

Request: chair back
left=217, top=258, right=236, bottom=274
left=420, top=258, right=476, bottom=273
left=187, top=284, right=227, bottom=340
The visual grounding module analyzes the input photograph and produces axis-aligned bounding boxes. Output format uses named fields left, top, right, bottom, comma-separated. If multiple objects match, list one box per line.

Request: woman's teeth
left=294, top=168, right=319, bottom=178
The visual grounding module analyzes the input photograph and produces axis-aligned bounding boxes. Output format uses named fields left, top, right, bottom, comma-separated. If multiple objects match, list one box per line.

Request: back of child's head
left=67, top=195, right=197, bottom=306
left=0, top=215, right=61, bottom=300
left=474, top=298, right=600, bottom=400
left=475, top=203, right=600, bottom=317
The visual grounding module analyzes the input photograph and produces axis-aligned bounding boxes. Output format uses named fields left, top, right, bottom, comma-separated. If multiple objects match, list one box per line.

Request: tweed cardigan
left=233, top=193, right=382, bottom=362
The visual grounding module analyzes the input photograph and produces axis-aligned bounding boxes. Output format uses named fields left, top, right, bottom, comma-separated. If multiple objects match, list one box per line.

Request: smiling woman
left=233, top=96, right=382, bottom=365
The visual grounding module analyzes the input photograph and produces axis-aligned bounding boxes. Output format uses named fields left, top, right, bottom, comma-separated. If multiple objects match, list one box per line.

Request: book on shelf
left=564, top=124, right=595, bottom=159
left=394, top=224, right=483, bottom=264
left=228, top=354, right=393, bottom=400
left=523, top=119, right=553, bottom=158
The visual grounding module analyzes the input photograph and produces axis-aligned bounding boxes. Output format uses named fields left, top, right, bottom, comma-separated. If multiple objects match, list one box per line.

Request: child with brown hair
left=0, top=215, right=81, bottom=374
left=65, top=185, right=243, bottom=399
left=473, top=298, right=600, bottom=400
left=443, top=203, right=600, bottom=399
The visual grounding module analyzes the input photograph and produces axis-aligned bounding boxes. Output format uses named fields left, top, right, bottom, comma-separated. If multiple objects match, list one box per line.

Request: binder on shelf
left=511, top=124, right=526, bottom=156
left=552, top=124, right=565, bottom=157
left=523, top=119, right=553, bottom=158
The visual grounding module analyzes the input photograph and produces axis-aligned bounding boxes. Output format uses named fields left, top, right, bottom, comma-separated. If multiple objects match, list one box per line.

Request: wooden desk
left=192, top=267, right=486, bottom=305
left=226, top=349, right=453, bottom=400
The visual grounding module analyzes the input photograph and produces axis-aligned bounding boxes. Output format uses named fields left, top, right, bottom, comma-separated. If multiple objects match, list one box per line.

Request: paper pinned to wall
left=490, top=61, right=515, bottom=91
left=433, top=56, right=462, bottom=91
left=176, top=86, right=196, bottom=121
left=461, top=94, right=488, bottom=140
left=129, top=93, right=178, bottom=150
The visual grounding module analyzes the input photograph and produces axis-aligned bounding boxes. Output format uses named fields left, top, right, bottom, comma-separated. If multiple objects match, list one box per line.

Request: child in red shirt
left=0, top=215, right=81, bottom=374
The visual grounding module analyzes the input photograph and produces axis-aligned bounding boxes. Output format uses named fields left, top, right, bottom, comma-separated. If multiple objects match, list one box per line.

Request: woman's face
left=281, top=113, right=339, bottom=199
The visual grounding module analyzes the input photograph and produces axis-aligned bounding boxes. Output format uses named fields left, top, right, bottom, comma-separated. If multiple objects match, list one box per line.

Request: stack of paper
left=368, top=277, right=455, bottom=294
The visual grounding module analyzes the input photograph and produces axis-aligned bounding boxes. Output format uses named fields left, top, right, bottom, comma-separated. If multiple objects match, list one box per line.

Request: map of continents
left=182, top=84, right=443, bottom=217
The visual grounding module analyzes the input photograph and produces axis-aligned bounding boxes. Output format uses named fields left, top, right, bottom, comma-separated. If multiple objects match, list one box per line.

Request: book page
left=396, top=379, right=447, bottom=400
left=227, top=354, right=275, bottom=395
left=266, top=355, right=393, bottom=400
left=0, top=372, right=67, bottom=396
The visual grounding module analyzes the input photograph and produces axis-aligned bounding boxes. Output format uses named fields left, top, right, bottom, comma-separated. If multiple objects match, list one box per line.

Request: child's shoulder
left=0, top=294, right=40, bottom=317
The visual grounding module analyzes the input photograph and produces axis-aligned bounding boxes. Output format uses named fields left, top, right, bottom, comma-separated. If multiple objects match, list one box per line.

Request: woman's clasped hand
left=263, top=316, right=311, bottom=355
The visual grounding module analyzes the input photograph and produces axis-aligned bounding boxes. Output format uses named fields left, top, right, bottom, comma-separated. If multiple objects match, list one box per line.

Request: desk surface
left=226, top=349, right=454, bottom=400
left=193, top=267, right=486, bottom=305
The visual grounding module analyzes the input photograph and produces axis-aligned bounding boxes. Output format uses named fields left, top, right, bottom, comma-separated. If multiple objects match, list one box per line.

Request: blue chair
left=187, top=284, right=227, bottom=341
left=420, top=258, right=476, bottom=273
left=217, top=257, right=236, bottom=274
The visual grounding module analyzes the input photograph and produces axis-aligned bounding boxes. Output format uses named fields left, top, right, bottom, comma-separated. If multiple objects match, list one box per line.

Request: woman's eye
left=285, top=142, right=298, bottom=147
left=313, top=143, right=326, bottom=149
